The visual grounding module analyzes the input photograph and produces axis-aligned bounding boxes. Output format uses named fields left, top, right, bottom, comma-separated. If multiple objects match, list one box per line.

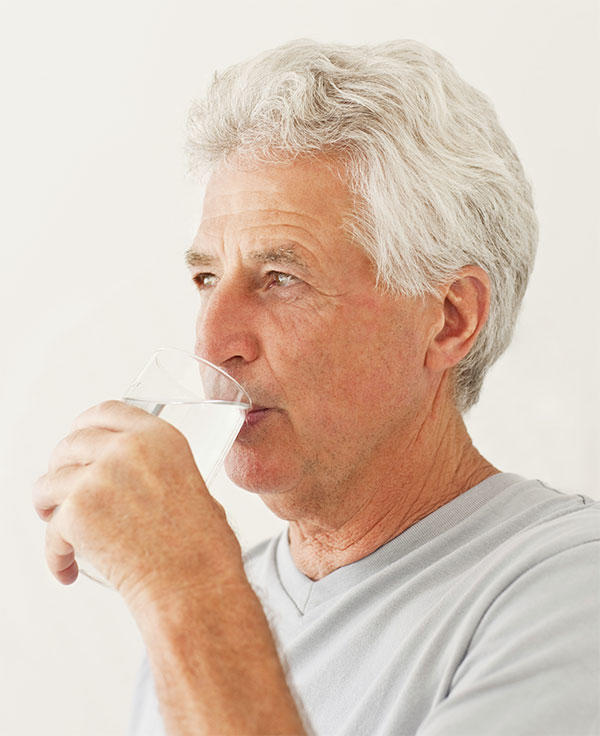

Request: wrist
left=123, top=558, right=250, bottom=627
left=128, top=575, right=306, bottom=735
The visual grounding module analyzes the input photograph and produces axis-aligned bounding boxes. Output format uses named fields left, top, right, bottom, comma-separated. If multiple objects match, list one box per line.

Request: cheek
left=318, top=308, right=427, bottom=425
left=260, top=292, right=429, bottom=428
left=265, top=301, right=403, bottom=417
left=260, top=300, right=336, bottom=380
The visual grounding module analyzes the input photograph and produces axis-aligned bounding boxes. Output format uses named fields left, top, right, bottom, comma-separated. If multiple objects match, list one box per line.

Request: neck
left=287, top=388, right=498, bottom=580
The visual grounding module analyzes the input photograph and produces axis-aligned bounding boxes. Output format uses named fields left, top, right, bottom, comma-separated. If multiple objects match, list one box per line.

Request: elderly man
left=34, top=40, right=598, bottom=735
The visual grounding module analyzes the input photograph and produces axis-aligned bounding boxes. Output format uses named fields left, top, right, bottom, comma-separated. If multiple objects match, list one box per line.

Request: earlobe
left=425, top=266, right=490, bottom=373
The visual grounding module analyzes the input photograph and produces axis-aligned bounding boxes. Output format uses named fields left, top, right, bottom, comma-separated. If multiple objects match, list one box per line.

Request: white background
left=1, top=1, right=598, bottom=733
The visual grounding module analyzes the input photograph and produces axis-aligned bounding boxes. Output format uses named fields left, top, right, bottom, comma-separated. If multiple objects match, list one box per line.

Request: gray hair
left=187, top=39, right=538, bottom=412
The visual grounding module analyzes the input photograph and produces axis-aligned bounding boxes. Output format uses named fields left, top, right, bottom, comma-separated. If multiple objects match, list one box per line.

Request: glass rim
left=152, top=346, right=252, bottom=408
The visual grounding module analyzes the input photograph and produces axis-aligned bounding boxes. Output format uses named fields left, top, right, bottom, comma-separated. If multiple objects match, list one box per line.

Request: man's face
left=188, top=155, right=438, bottom=517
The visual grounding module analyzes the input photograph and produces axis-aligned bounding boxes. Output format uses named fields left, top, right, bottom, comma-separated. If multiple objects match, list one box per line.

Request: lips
left=244, top=406, right=271, bottom=427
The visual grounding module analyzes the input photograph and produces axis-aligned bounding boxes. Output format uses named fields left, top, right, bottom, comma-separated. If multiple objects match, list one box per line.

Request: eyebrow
left=184, top=243, right=309, bottom=270
left=184, top=249, right=216, bottom=268
left=249, top=245, right=308, bottom=269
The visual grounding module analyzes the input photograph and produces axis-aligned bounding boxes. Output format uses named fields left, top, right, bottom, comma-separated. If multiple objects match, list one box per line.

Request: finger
left=45, top=522, right=79, bottom=585
left=48, top=426, right=116, bottom=473
left=71, top=399, right=154, bottom=433
left=32, top=465, right=85, bottom=520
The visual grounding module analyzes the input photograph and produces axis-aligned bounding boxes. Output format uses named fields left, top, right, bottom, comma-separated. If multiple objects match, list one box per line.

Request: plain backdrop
left=1, top=0, right=598, bottom=733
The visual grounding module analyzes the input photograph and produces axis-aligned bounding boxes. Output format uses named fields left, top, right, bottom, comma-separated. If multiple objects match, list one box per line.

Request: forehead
left=195, top=155, right=355, bottom=250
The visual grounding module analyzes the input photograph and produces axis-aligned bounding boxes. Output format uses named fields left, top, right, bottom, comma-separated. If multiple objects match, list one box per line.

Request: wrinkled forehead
left=188, top=154, right=370, bottom=275
left=200, top=154, right=354, bottom=228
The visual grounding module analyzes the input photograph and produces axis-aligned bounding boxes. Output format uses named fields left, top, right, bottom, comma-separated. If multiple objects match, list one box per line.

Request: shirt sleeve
left=416, top=541, right=600, bottom=736
left=129, top=656, right=166, bottom=736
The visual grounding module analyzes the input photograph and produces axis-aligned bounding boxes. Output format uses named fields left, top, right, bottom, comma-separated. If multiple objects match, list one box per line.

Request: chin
left=224, top=445, right=300, bottom=496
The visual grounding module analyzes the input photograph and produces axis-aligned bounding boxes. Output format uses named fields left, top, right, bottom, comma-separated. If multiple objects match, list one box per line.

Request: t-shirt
left=130, top=473, right=600, bottom=736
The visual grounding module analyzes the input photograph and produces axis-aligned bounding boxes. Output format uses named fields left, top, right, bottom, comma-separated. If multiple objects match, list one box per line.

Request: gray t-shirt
left=130, top=474, right=600, bottom=735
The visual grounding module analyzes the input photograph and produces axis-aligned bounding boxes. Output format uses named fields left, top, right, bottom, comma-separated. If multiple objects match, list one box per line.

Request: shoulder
left=463, top=474, right=599, bottom=563
left=461, top=477, right=599, bottom=667
left=491, top=477, right=599, bottom=563
left=458, top=476, right=599, bottom=603
left=418, top=480, right=600, bottom=735
left=422, top=475, right=600, bottom=643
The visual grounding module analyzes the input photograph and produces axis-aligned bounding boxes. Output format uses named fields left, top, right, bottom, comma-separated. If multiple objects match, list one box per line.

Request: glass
left=123, top=347, right=251, bottom=486
left=80, top=347, right=251, bottom=586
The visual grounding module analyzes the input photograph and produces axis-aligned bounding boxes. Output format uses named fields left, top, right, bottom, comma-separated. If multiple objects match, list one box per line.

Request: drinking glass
left=123, top=347, right=251, bottom=486
left=80, top=347, right=251, bottom=586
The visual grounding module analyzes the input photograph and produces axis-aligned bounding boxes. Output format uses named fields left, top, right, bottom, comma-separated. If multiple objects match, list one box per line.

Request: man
left=33, top=40, right=598, bottom=735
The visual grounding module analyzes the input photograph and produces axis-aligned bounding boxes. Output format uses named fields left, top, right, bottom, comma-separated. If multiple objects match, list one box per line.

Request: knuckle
left=55, top=432, right=79, bottom=458
left=31, top=473, right=45, bottom=500
left=98, top=399, right=121, bottom=413
left=32, top=475, right=51, bottom=518
left=71, top=426, right=97, bottom=446
left=49, top=428, right=91, bottom=470
left=48, top=435, right=69, bottom=464
left=44, top=525, right=74, bottom=569
left=72, top=400, right=121, bottom=430
left=60, top=477, right=94, bottom=522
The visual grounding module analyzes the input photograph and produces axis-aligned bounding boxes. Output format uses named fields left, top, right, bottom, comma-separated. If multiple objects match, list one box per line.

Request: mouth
left=244, top=405, right=271, bottom=427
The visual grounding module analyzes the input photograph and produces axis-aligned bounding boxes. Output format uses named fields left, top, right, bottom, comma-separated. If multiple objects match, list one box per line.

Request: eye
left=192, top=273, right=218, bottom=290
left=267, top=271, right=300, bottom=288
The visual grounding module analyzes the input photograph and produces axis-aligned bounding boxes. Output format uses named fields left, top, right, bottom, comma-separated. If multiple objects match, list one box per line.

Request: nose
left=194, top=280, right=260, bottom=370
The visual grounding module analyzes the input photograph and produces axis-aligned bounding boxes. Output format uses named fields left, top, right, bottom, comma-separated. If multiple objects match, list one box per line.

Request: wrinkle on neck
left=287, top=388, right=498, bottom=580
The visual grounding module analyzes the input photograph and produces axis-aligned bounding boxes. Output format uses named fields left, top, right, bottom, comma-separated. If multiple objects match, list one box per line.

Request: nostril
left=194, top=331, right=260, bottom=369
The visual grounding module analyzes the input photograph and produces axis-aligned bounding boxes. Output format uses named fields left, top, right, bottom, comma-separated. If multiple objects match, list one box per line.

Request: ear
left=425, top=266, right=491, bottom=373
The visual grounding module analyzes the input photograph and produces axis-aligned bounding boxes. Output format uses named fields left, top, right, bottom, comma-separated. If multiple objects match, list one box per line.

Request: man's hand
left=32, top=400, right=245, bottom=608
left=33, top=400, right=306, bottom=734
